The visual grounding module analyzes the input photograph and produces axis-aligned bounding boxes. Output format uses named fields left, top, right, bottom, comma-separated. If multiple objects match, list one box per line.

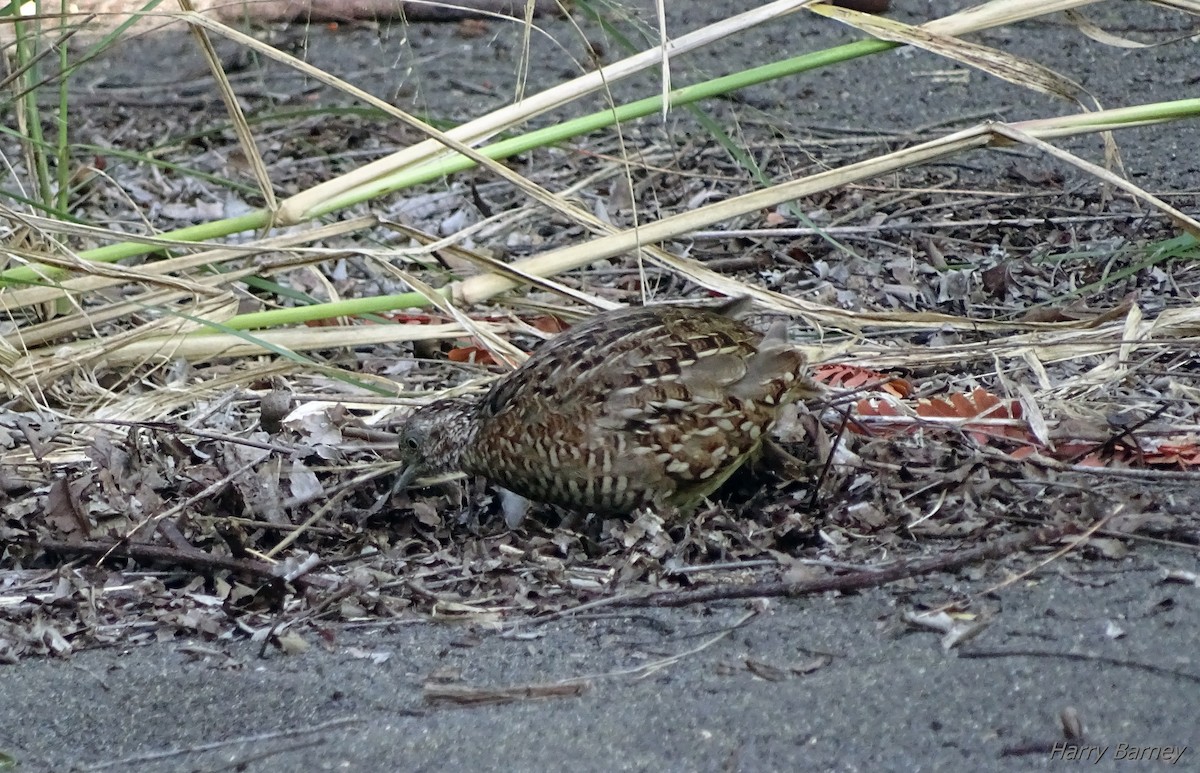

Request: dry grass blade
left=926, top=0, right=1103, bottom=36
left=167, top=9, right=524, bottom=222
left=1, top=240, right=222, bottom=297
left=387, top=268, right=528, bottom=368
left=451, top=102, right=1195, bottom=334
left=382, top=221, right=620, bottom=312
left=17, top=321, right=514, bottom=370
left=157, top=2, right=822, bottom=226
left=271, top=0, right=822, bottom=220
left=453, top=125, right=996, bottom=324
left=4, top=218, right=377, bottom=349
left=1154, top=0, right=1200, bottom=14
left=1062, top=9, right=1155, bottom=48
left=9, top=295, right=241, bottom=385
left=176, top=0, right=277, bottom=211
left=0, top=212, right=377, bottom=313
left=847, top=305, right=1200, bottom=373
left=164, top=8, right=643, bottom=270
left=991, top=123, right=1200, bottom=238
left=812, top=3, right=1086, bottom=103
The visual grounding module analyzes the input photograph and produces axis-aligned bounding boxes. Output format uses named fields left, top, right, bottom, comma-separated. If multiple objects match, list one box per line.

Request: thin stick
left=81, top=717, right=361, bottom=771
left=613, top=524, right=1072, bottom=609
left=34, top=539, right=331, bottom=589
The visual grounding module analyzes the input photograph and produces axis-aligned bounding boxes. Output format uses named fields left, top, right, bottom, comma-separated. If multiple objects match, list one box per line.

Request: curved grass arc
left=0, top=38, right=896, bottom=288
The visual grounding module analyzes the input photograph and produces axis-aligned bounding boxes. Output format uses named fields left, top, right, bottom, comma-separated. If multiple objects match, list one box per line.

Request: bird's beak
left=395, top=462, right=421, bottom=491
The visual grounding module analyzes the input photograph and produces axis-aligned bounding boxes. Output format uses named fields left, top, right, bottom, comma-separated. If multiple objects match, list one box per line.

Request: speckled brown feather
left=397, top=303, right=814, bottom=517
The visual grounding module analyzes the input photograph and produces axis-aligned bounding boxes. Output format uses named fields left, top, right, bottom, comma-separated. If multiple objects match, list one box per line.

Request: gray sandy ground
left=4, top=544, right=1197, bottom=772
left=3, top=1, right=1199, bottom=771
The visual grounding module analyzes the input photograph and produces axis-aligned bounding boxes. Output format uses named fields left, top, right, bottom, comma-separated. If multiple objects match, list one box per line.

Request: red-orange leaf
left=532, top=315, right=569, bottom=334
left=815, top=364, right=912, bottom=397
left=447, top=346, right=499, bottom=366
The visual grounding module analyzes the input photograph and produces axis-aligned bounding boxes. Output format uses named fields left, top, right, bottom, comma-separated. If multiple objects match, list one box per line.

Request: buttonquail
left=396, top=300, right=814, bottom=527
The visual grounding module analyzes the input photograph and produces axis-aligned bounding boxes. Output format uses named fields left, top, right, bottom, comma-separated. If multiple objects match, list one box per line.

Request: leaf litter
left=2, top=25, right=1200, bottom=664
left=7, top=281, right=1199, bottom=662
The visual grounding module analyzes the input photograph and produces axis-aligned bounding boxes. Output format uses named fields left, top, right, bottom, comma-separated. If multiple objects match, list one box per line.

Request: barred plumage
left=397, top=302, right=815, bottom=526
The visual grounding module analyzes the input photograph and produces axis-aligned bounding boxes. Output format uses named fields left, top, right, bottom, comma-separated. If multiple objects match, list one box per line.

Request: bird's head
left=396, top=397, right=477, bottom=490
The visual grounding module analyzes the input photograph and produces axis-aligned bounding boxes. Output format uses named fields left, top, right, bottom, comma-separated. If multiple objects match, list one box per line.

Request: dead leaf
left=789, top=654, right=832, bottom=675
left=745, top=658, right=789, bottom=681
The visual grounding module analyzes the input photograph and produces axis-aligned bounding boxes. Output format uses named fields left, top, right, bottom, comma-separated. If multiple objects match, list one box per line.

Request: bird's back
left=462, top=304, right=808, bottom=514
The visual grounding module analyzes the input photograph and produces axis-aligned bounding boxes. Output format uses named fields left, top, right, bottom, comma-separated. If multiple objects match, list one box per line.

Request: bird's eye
left=405, top=437, right=420, bottom=450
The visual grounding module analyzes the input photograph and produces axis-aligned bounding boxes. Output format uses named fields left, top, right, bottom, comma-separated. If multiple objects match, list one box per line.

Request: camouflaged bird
left=396, top=300, right=815, bottom=527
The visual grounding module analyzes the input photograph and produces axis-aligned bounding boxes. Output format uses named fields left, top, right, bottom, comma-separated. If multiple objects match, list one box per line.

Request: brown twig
left=606, top=523, right=1074, bottom=609
left=65, top=418, right=297, bottom=455
left=959, top=649, right=1200, bottom=685
left=423, top=679, right=589, bottom=707
left=33, top=538, right=331, bottom=589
